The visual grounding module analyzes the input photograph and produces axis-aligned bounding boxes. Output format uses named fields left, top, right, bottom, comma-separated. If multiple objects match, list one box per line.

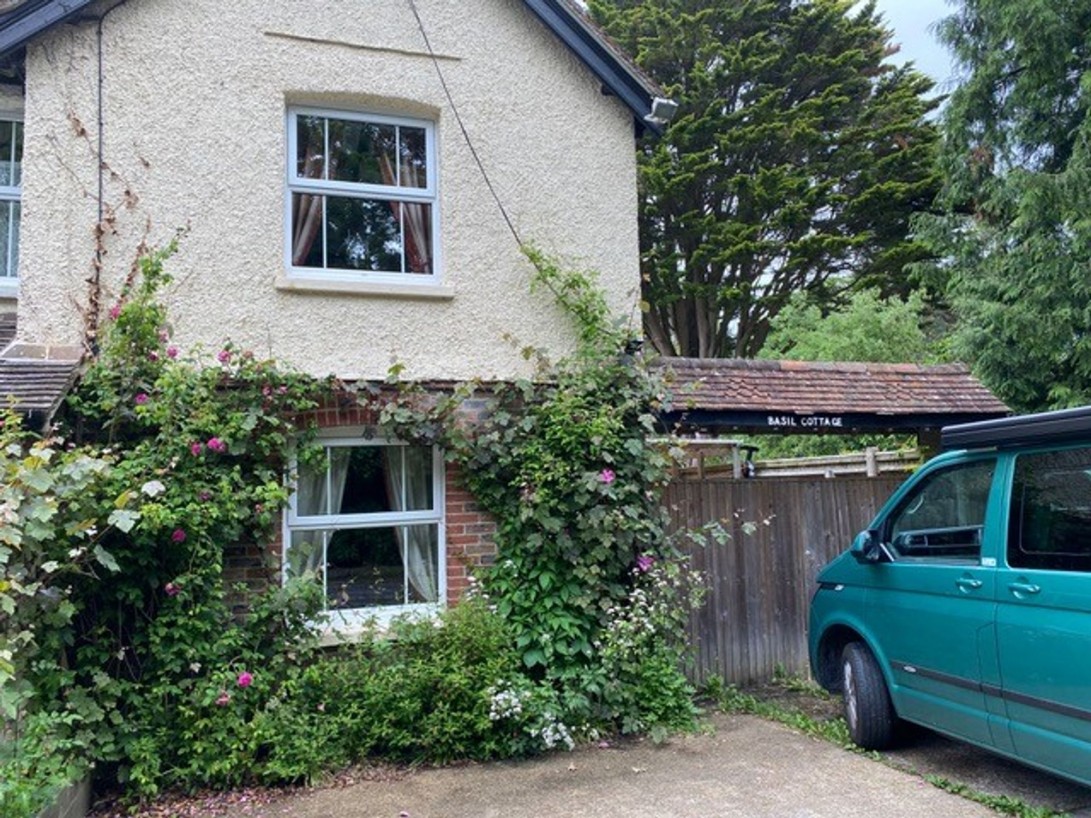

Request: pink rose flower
left=164, top=581, right=180, bottom=597
left=217, top=349, right=231, bottom=364
left=171, top=528, right=186, bottom=544
left=207, top=437, right=226, bottom=453
left=190, top=442, right=203, bottom=456
left=134, top=393, right=148, bottom=405
left=108, top=304, right=121, bottom=320
left=599, top=468, right=616, bottom=485
left=199, top=490, right=212, bottom=502
left=636, top=554, right=655, bottom=573
left=147, top=351, right=159, bottom=362
left=237, top=671, right=253, bottom=688
left=215, top=690, right=231, bottom=707
left=166, top=346, right=179, bottom=359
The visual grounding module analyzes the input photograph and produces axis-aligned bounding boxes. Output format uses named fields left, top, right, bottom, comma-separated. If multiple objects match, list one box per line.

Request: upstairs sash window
left=287, top=109, right=437, bottom=280
left=0, top=117, right=21, bottom=287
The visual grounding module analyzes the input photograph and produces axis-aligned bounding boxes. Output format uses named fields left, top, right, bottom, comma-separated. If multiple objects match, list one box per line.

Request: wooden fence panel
left=666, top=474, right=905, bottom=686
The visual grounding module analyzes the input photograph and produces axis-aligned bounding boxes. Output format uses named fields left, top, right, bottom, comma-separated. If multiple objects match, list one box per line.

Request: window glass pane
left=10, top=201, right=18, bottom=275
left=12, top=122, right=20, bottom=187
left=287, top=530, right=327, bottom=581
left=296, top=115, right=326, bottom=180
left=338, top=446, right=389, bottom=515
left=290, top=193, right=325, bottom=268
left=401, top=202, right=433, bottom=274
left=0, top=121, right=19, bottom=187
left=329, top=118, right=396, bottom=186
left=0, top=121, right=12, bottom=187
left=399, top=125, right=428, bottom=189
left=887, top=460, right=995, bottom=560
left=1009, top=447, right=1091, bottom=571
left=0, top=201, right=12, bottom=279
left=317, top=524, right=438, bottom=609
left=403, top=446, right=434, bottom=510
left=295, top=451, right=329, bottom=516
left=325, top=195, right=402, bottom=272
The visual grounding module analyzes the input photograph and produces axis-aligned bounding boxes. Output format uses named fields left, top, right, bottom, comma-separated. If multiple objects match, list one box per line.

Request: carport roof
left=657, top=357, right=1010, bottom=434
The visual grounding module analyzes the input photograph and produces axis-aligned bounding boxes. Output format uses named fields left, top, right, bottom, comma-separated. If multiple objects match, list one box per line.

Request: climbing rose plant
left=2, top=244, right=704, bottom=812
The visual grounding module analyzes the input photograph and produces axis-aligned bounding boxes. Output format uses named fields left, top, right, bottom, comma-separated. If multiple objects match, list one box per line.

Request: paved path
left=276, top=713, right=997, bottom=818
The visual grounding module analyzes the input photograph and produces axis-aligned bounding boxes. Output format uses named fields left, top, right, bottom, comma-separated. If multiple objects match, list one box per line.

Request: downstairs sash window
left=285, top=436, right=444, bottom=628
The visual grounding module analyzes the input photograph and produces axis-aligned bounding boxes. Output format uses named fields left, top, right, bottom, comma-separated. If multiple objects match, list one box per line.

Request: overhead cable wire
left=405, top=0, right=525, bottom=252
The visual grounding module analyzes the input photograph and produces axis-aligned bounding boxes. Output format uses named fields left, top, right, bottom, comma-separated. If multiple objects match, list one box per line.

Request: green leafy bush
left=377, top=249, right=702, bottom=737
left=3, top=243, right=705, bottom=807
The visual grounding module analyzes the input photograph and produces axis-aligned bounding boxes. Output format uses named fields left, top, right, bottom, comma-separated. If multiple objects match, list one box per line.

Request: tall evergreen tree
left=590, top=0, right=939, bottom=358
left=914, top=0, right=1091, bottom=412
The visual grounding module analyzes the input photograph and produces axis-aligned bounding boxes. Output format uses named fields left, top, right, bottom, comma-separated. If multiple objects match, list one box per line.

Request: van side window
left=1009, top=447, right=1091, bottom=571
left=886, top=460, right=996, bottom=561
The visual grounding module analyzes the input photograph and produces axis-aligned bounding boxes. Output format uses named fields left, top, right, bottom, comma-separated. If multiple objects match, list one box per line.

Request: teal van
left=809, top=406, right=1091, bottom=786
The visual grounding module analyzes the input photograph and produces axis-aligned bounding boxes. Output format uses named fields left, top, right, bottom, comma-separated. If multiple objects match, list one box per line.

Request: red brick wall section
left=444, top=464, right=497, bottom=606
left=224, top=540, right=276, bottom=619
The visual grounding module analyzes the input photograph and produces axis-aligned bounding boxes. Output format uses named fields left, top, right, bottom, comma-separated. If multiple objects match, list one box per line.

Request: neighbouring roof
left=0, top=0, right=674, bottom=133
left=0, top=309, right=81, bottom=421
left=0, top=354, right=80, bottom=420
left=0, top=311, right=14, bottom=348
left=658, top=358, right=1010, bottom=435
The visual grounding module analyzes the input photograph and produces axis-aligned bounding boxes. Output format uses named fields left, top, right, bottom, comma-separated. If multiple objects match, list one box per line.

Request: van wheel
left=841, top=642, right=895, bottom=750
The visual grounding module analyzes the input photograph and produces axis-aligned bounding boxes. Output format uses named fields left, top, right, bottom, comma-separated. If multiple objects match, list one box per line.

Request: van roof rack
left=941, top=405, right=1091, bottom=451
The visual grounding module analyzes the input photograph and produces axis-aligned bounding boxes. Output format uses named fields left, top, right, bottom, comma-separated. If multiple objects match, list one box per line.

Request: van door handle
left=1008, top=581, right=1041, bottom=597
left=956, top=577, right=983, bottom=592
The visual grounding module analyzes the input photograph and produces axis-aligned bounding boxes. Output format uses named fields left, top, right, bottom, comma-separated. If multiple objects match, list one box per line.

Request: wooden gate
left=666, top=474, right=905, bottom=685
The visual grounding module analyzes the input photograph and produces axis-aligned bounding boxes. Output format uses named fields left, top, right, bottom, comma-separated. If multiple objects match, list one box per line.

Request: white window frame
left=283, top=431, right=446, bottom=633
left=0, top=112, right=21, bottom=299
left=284, top=106, right=441, bottom=287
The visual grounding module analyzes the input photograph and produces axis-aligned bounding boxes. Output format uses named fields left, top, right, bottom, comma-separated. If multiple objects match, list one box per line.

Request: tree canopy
left=590, top=0, right=940, bottom=358
left=759, top=288, right=935, bottom=364
left=749, top=288, right=932, bottom=457
left=914, top=0, right=1091, bottom=412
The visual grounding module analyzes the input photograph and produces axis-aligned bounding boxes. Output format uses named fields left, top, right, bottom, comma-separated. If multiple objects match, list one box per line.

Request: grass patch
left=705, top=676, right=864, bottom=754
left=926, top=775, right=1069, bottom=818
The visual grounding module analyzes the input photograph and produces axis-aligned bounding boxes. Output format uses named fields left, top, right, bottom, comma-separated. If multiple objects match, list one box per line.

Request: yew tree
left=589, top=0, right=939, bottom=358
left=915, top=0, right=1091, bottom=412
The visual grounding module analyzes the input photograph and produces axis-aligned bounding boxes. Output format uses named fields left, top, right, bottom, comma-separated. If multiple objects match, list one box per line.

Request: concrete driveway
left=270, top=713, right=1002, bottom=818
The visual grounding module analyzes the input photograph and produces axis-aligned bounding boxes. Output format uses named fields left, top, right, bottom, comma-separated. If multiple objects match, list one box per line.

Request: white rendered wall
left=16, top=0, right=641, bottom=380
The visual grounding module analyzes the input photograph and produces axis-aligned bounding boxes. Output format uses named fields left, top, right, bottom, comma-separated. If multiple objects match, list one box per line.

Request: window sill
left=314, top=604, right=443, bottom=645
left=276, top=275, right=454, bottom=300
left=0, top=278, right=17, bottom=300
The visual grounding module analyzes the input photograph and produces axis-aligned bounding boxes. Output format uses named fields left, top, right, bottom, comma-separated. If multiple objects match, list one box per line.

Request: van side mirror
left=850, top=529, right=893, bottom=564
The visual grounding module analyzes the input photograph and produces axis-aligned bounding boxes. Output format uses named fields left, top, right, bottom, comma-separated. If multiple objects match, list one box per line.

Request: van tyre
left=841, top=642, right=896, bottom=750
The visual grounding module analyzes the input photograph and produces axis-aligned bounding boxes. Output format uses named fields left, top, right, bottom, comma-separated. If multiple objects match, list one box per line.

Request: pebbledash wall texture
left=14, top=0, right=641, bottom=382
left=7, top=0, right=645, bottom=621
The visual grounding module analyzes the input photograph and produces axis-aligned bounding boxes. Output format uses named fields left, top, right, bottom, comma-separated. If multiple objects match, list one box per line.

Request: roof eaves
left=0, top=0, right=98, bottom=59
left=522, top=0, right=674, bottom=135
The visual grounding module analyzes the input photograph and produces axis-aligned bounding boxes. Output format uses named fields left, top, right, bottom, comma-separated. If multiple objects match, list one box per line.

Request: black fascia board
left=941, top=405, right=1091, bottom=452
left=0, top=0, right=99, bottom=59
left=662, top=409, right=1010, bottom=436
left=522, top=0, right=664, bottom=135
left=0, top=1, right=669, bottom=135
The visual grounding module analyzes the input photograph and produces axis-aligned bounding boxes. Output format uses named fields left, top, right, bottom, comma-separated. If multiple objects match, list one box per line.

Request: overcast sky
left=871, top=0, right=959, bottom=94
